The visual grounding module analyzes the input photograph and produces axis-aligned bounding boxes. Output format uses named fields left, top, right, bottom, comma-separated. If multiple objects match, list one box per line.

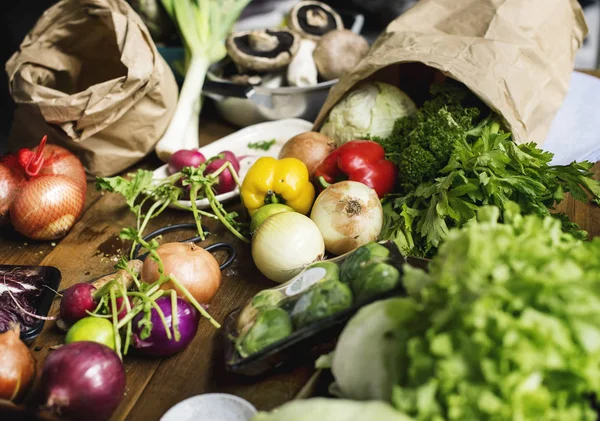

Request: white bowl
left=153, top=118, right=313, bottom=209
left=160, top=393, right=257, bottom=421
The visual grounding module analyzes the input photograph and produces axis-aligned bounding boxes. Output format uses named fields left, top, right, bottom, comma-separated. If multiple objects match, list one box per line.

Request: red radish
left=204, top=150, right=241, bottom=194
left=0, top=135, right=87, bottom=241
left=109, top=296, right=131, bottom=321
left=220, top=151, right=240, bottom=168
left=59, top=283, right=98, bottom=326
left=39, top=341, right=126, bottom=421
left=167, top=149, right=206, bottom=175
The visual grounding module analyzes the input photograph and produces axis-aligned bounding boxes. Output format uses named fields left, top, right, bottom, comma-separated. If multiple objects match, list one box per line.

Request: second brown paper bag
left=314, top=0, right=588, bottom=146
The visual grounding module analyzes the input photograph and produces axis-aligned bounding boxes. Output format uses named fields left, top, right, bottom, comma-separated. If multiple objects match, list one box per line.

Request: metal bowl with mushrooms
left=202, top=1, right=367, bottom=128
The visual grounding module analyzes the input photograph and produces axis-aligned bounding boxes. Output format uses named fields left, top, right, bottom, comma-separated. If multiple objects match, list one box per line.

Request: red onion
left=39, top=341, right=126, bottom=421
left=59, top=283, right=98, bottom=326
left=0, top=135, right=87, bottom=241
left=204, top=150, right=241, bottom=194
left=132, top=296, right=199, bottom=357
left=167, top=149, right=206, bottom=175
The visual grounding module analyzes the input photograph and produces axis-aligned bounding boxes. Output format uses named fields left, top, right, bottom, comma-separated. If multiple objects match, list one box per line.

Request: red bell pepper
left=314, top=140, right=397, bottom=198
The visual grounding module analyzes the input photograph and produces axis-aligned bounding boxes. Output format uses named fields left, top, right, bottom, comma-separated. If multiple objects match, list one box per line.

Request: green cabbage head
left=251, top=398, right=412, bottom=421
left=320, top=82, right=416, bottom=146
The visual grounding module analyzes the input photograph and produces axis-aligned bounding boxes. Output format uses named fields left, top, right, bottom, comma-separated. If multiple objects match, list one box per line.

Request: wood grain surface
left=2, top=73, right=599, bottom=421
left=1, top=115, right=314, bottom=421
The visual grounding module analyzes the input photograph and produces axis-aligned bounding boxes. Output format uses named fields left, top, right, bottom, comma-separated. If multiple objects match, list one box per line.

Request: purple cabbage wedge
left=0, top=268, right=45, bottom=332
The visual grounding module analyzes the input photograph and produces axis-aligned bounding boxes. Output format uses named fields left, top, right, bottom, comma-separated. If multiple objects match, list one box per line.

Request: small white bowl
left=160, top=393, right=257, bottom=421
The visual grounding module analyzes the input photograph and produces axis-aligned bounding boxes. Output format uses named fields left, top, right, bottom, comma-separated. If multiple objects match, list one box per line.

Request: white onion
left=252, top=212, right=325, bottom=283
left=310, top=181, right=383, bottom=256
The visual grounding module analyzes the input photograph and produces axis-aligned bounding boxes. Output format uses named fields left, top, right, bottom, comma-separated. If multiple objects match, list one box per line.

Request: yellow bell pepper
left=241, top=157, right=315, bottom=216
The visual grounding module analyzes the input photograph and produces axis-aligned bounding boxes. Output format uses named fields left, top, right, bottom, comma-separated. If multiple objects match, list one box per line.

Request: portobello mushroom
left=226, top=29, right=300, bottom=73
left=288, top=1, right=344, bottom=41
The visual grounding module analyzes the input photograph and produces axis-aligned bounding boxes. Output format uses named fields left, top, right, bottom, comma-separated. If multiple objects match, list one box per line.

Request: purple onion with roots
left=132, top=296, right=199, bottom=357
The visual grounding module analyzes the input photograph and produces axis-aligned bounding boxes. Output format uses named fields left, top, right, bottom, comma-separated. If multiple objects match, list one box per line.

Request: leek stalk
left=156, top=0, right=250, bottom=162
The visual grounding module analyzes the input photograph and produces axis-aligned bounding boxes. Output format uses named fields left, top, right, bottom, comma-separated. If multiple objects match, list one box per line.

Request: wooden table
left=2, top=109, right=316, bottom=421
left=3, top=71, right=600, bottom=421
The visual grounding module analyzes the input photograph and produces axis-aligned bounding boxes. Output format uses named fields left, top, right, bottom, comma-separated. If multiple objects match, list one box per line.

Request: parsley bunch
left=379, top=84, right=600, bottom=257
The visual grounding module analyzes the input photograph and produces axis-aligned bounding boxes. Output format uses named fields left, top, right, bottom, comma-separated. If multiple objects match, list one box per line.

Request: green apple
left=250, top=204, right=295, bottom=233
left=65, top=316, right=116, bottom=350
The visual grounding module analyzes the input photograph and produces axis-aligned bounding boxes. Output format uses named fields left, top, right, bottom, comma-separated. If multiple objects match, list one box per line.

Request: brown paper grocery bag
left=6, top=0, right=178, bottom=176
left=314, top=0, right=587, bottom=146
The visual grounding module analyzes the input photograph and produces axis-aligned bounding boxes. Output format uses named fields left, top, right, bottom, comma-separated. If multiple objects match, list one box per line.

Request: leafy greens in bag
left=376, top=81, right=600, bottom=257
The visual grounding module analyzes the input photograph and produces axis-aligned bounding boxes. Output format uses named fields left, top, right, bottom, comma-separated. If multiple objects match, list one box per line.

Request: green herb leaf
left=115, top=256, right=129, bottom=271
left=136, top=317, right=153, bottom=341
left=119, top=227, right=140, bottom=242
left=248, top=139, right=276, bottom=151
left=96, top=170, right=154, bottom=210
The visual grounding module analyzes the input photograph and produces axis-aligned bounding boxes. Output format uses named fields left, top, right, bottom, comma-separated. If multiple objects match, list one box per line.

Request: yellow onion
left=142, top=242, right=222, bottom=304
left=0, top=324, right=36, bottom=402
left=310, top=181, right=383, bottom=255
left=252, top=212, right=325, bottom=283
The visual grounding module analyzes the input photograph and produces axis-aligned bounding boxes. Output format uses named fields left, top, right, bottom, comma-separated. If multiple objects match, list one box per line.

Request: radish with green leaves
left=167, top=149, right=206, bottom=175
left=58, top=260, right=143, bottom=327
left=97, top=156, right=249, bottom=248
left=59, top=284, right=98, bottom=326
left=204, top=150, right=240, bottom=194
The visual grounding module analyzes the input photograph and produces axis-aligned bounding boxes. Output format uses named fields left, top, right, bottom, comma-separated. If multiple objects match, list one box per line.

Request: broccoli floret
left=377, top=81, right=483, bottom=191
left=391, top=144, right=437, bottom=188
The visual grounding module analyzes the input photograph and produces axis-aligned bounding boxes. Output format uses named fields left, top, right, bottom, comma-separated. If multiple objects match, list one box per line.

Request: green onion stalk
left=155, top=0, right=251, bottom=161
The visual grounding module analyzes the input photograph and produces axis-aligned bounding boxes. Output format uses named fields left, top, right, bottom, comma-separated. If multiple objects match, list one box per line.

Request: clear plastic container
left=223, top=241, right=429, bottom=376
